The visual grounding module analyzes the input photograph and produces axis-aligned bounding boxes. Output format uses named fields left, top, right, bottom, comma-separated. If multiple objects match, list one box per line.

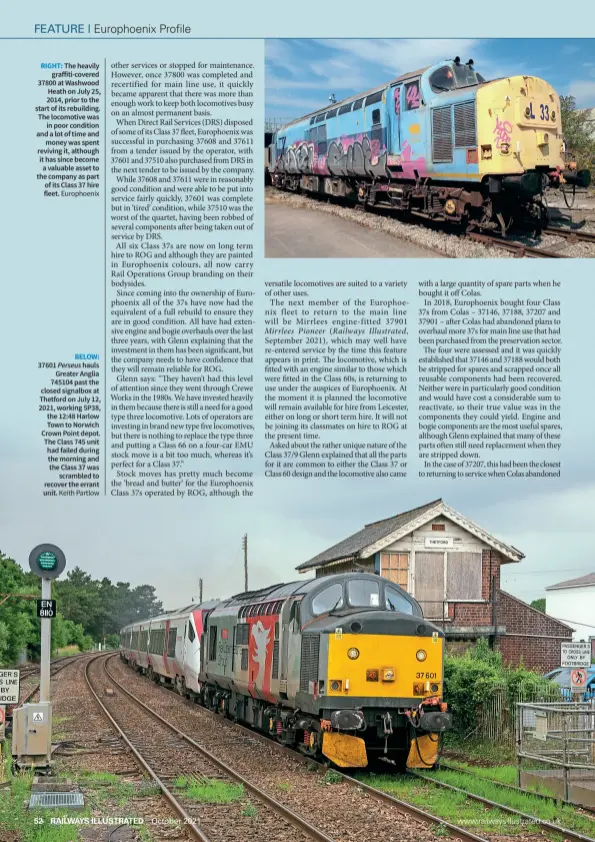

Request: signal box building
left=546, top=573, right=595, bottom=644
left=296, top=499, right=572, bottom=672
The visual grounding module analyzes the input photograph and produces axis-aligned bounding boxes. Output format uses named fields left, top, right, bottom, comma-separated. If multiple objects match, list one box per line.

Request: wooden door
left=414, top=552, right=445, bottom=619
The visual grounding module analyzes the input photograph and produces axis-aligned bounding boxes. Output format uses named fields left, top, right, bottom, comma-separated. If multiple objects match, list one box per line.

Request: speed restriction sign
left=571, top=668, right=588, bottom=690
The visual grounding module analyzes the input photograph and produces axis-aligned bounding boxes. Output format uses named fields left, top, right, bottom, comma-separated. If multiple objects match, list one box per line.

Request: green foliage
left=444, top=639, right=560, bottom=739
left=0, top=551, right=162, bottom=663
left=530, top=598, right=545, bottom=613
left=560, top=95, right=595, bottom=174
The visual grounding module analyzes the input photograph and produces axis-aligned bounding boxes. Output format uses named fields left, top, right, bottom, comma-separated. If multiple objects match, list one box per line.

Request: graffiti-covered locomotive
left=120, top=573, right=451, bottom=769
left=267, top=57, right=590, bottom=234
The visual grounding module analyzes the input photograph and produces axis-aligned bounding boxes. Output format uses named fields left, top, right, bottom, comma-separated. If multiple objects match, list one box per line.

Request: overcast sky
left=265, top=38, right=595, bottom=120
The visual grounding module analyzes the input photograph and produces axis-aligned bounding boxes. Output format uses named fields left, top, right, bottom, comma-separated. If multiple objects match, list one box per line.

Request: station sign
left=0, top=670, right=20, bottom=705
left=561, top=641, right=591, bottom=669
left=571, top=668, right=588, bottom=691
left=36, top=599, right=56, bottom=619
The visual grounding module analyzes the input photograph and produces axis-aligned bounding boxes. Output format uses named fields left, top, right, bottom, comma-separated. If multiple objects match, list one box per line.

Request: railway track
left=115, top=655, right=489, bottom=842
left=466, top=231, right=566, bottom=258
left=543, top=226, right=595, bottom=244
left=87, top=653, right=338, bottom=842
left=12, top=652, right=91, bottom=708
left=409, top=768, right=595, bottom=842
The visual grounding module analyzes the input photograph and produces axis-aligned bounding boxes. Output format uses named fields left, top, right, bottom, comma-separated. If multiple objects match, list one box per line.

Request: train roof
left=277, top=65, right=430, bottom=131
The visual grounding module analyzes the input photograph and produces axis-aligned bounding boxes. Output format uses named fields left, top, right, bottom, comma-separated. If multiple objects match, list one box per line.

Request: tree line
left=0, top=551, right=163, bottom=665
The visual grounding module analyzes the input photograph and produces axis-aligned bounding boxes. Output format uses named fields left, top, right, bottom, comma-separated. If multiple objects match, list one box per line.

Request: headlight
left=347, top=647, right=359, bottom=660
left=416, top=650, right=427, bottom=662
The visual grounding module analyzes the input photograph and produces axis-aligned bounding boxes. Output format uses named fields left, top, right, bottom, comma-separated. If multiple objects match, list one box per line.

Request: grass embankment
left=359, top=768, right=595, bottom=839
left=426, top=766, right=595, bottom=837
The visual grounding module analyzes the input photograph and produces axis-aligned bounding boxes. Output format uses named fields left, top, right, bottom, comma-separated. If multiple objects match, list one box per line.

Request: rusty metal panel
left=414, top=552, right=444, bottom=619
left=446, top=552, right=482, bottom=600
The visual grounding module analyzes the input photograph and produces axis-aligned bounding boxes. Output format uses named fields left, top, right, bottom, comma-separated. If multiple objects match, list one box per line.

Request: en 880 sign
left=28, top=544, right=66, bottom=579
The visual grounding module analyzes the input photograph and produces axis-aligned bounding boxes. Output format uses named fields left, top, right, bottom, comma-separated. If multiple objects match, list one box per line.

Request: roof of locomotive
left=277, top=65, right=430, bottom=131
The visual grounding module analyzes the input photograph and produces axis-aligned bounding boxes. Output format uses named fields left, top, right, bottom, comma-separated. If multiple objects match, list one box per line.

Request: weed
left=176, top=777, right=244, bottom=804
left=278, top=782, right=291, bottom=792
left=432, top=824, right=450, bottom=837
left=322, top=770, right=343, bottom=785
left=242, top=802, right=258, bottom=817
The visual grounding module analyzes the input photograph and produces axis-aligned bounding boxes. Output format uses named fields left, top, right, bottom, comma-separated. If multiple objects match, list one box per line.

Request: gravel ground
left=89, top=655, right=315, bottom=842
left=47, top=653, right=194, bottom=842
left=265, top=186, right=595, bottom=258
left=108, top=656, right=482, bottom=842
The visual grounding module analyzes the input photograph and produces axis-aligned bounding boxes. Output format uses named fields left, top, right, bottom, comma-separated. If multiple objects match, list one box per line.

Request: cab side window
left=405, top=81, right=421, bottom=110
left=311, top=583, right=343, bottom=615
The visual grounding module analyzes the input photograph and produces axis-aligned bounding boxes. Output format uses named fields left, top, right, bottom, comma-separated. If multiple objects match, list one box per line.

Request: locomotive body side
left=269, top=58, right=589, bottom=232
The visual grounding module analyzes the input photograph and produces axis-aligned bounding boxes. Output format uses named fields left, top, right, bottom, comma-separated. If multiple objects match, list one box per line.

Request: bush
left=444, top=639, right=560, bottom=740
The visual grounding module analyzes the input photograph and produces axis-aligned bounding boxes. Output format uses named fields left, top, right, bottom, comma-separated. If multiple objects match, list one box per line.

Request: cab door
left=399, top=78, right=424, bottom=161
left=389, top=84, right=402, bottom=155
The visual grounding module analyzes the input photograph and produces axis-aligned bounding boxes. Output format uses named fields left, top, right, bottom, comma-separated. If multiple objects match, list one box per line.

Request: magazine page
left=1, top=5, right=595, bottom=839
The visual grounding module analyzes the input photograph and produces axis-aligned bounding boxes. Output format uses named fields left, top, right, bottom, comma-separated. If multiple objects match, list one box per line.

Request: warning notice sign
left=0, top=670, right=19, bottom=705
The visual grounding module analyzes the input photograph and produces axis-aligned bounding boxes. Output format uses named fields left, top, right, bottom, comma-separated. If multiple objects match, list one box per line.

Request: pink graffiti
left=394, top=88, right=401, bottom=115
left=493, top=115, right=513, bottom=149
left=399, top=141, right=428, bottom=178
left=406, top=84, right=420, bottom=109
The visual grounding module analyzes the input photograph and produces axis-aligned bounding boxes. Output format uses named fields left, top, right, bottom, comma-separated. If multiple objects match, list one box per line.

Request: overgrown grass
left=174, top=776, right=244, bottom=804
left=357, top=773, right=538, bottom=835
left=0, top=766, right=93, bottom=842
left=442, top=734, right=516, bottom=765
left=425, top=768, right=595, bottom=837
left=241, top=802, right=258, bottom=817
left=321, top=770, right=343, bottom=784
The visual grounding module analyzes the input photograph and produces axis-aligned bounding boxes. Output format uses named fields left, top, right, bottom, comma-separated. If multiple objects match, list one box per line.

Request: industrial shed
left=296, top=499, right=572, bottom=671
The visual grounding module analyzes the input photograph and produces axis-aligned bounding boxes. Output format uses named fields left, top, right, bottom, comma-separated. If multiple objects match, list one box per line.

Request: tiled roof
left=546, top=573, right=595, bottom=591
left=296, top=499, right=524, bottom=572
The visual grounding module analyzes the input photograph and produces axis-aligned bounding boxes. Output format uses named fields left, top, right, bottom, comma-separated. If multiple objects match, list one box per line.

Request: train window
left=365, top=91, right=383, bottom=107
left=326, top=107, right=338, bottom=119
left=453, top=62, right=483, bottom=89
left=167, top=629, right=176, bottom=657
left=430, top=66, right=455, bottom=93
left=405, top=81, right=421, bottom=110
left=372, top=109, right=381, bottom=126
left=338, top=103, right=353, bottom=115
left=237, top=623, right=249, bottom=646
left=209, top=625, right=217, bottom=660
left=187, top=622, right=195, bottom=642
left=318, top=124, right=327, bottom=142
left=311, top=583, right=343, bottom=615
left=289, top=599, right=302, bottom=629
left=310, top=116, right=316, bottom=125
left=316, top=113, right=325, bottom=123
left=385, top=586, right=415, bottom=615
left=241, top=648, right=249, bottom=671
left=347, top=579, right=380, bottom=608
left=352, top=98, right=364, bottom=111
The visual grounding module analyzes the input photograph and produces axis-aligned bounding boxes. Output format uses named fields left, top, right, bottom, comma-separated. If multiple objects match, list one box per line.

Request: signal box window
left=209, top=625, right=217, bottom=660
left=311, top=583, right=343, bottom=615
left=430, top=66, right=455, bottom=93
left=348, top=579, right=380, bottom=608
left=381, top=552, right=410, bottom=589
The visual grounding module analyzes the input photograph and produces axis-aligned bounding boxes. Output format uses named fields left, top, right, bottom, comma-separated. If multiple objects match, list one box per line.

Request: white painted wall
left=546, top=584, right=595, bottom=641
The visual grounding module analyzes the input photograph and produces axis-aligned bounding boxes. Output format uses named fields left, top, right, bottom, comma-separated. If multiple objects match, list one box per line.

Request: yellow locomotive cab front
left=476, top=75, right=564, bottom=179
